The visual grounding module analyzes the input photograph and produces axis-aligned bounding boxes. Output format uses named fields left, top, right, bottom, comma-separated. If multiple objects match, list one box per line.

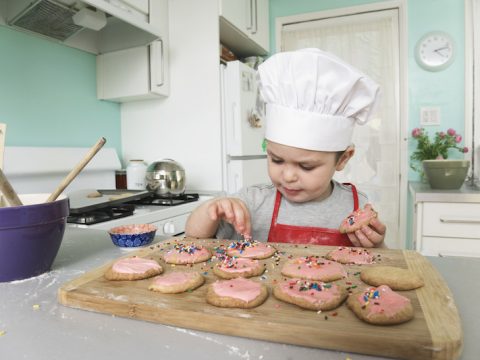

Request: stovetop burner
left=67, top=205, right=135, bottom=225
left=126, top=193, right=200, bottom=206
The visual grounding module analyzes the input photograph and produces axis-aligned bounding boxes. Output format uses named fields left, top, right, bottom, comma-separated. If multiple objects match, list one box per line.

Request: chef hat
left=257, top=48, right=380, bottom=151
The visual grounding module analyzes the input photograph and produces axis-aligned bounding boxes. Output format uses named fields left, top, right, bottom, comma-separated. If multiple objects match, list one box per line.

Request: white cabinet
left=96, top=0, right=169, bottom=101
left=410, top=182, right=480, bottom=257
left=219, top=0, right=269, bottom=57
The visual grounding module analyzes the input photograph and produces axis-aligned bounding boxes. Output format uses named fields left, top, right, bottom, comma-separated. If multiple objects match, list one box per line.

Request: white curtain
left=281, top=10, right=401, bottom=248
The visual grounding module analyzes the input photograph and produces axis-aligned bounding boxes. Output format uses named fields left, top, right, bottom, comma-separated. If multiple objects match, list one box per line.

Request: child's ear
left=335, top=146, right=355, bottom=171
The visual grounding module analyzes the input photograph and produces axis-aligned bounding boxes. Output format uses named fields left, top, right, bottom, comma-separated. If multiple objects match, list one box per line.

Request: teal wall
left=0, top=26, right=121, bottom=154
left=269, top=0, right=466, bottom=182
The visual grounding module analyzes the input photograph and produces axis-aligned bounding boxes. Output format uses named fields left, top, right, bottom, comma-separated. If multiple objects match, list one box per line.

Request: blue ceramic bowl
left=108, top=224, right=157, bottom=248
left=0, top=194, right=69, bottom=282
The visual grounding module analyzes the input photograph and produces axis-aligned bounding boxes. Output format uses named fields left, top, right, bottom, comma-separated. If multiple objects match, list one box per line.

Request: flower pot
left=422, top=160, right=470, bottom=190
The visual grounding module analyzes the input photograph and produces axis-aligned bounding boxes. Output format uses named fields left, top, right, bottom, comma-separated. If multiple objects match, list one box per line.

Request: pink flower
left=455, top=134, right=462, bottom=143
left=439, top=132, right=446, bottom=138
left=447, top=128, right=456, bottom=136
left=436, top=155, right=444, bottom=159
left=463, top=146, right=469, bottom=153
left=411, top=128, right=422, bottom=138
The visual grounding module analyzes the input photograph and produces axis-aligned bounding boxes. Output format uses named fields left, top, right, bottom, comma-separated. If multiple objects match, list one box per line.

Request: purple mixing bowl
left=0, top=194, right=69, bottom=282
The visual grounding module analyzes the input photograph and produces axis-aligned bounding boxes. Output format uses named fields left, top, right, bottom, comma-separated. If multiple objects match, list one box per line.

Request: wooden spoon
left=0, top=168, right=23, bottom=207
left=46, top=137, right=106, bottom=202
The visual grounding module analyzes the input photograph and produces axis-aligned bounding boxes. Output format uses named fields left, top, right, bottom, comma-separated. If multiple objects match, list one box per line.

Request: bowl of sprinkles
left=108, top=224, right=157, bottom=248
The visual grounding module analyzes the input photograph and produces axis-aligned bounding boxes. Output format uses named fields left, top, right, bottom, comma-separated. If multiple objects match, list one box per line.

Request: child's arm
left=347, top=217, right=387, bottom=248
left=185, top=197, right=251, bottom=238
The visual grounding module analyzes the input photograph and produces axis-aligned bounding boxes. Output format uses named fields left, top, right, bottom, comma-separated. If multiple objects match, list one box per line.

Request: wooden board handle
left=46, top=137, right=106, bottom=203
left=0, top=168, right=23, bottom=206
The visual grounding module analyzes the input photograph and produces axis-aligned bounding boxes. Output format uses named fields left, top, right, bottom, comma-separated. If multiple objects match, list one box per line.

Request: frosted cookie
left=273, top=278, right=348, bottom=311
left=213, top=256, right=265, bottom=279
left=105, top=257, right=163, bottom=281
left=326, top=247, right=375, bottom=265
left=360, top=266, right=424, bottom=291
left=164, top=243, right=211, bottom=264
left=206, top=277, right=268, bottom=308
left=149, top=271, right=205, bottom=293
left=281, top=256, right=347, bottom=282
left=347, top=285, right=414, bottom=325
left=226, top=240, right=276, bottom=259
left=339, top=204, right=378, bottom=234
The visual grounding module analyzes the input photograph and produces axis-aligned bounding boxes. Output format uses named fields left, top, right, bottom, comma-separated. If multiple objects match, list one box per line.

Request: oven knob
left=163, top=222, right=176, bottom=235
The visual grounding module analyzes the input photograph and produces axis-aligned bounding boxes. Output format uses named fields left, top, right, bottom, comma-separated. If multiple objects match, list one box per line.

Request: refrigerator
left=220, top=61, right=270, bottom=194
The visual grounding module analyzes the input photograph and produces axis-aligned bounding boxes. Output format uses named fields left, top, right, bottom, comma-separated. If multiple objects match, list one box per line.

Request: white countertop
left=0, top=228, right=478, bottom=360
left=409, top=181, right=480, bottom=203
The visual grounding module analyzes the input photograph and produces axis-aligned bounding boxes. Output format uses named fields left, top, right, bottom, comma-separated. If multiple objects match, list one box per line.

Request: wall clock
left=415, top=31, right=455, bottom=71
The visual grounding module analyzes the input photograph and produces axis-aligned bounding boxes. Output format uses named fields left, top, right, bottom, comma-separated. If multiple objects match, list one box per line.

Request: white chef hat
left=257, top=48, right=380, bottom=151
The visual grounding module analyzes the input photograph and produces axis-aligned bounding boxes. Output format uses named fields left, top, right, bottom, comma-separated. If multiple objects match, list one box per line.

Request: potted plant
left=410, top=127, right=469, bottom=189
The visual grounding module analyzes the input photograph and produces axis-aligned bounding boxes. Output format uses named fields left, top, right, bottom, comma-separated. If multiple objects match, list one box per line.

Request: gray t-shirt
left=215, top=180, right=368, bottom=241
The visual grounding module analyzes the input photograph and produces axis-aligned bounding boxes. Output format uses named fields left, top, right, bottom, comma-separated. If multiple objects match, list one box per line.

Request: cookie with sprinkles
left=347, top=285, right=414, bottom=325
left=226, top=240, right=276, bottom=259
left=206, top=277, right=268, bottom=308
left=163, top=243, right=211, bottom=264
left=213, top=256, right=265, bottom=279
left=281, top=256, right=347, bottom=282
left=325, top=247, right=375, bottom=265
left=339, top=203, right=377, bottom=234
left=149, top=271, right=205, bottom=294
left=105, top=256, right=163, bottom=281
left=360, top=266, right=424, bottom=291
left=273, top=278, right=348, bottom=311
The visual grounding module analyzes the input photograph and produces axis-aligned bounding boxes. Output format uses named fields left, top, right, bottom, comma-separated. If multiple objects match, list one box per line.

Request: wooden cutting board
left=58, top=239, right=463, bottom=360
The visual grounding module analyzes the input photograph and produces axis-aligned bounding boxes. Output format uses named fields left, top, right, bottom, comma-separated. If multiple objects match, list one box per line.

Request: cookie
left=226, top=240, right=276, bottom=259
left=149, top=271, right=205, bottom=293
left=105, top=257, right=163, bottom=281
left=360, top=266, right=424, bottom=290
left=347, top=285, right=414, bottom=325
left=339, top=203, right=378, bottom=234
left=163, top=243, right=211, bottom=264
left=281, top=256, right=347, bottom=282
left=325, top=247, right=375, bottom=265
left=273, top=278, right=348, bottom=311
left=213, top=256, right=265, bottom=279
left=206, top=277, right=268, bottom=308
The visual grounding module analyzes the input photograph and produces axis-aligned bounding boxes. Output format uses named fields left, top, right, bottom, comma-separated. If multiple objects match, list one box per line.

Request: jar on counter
left=115, top=170, right=127, bottom=189
left=126, top=160, right=147, bottom=190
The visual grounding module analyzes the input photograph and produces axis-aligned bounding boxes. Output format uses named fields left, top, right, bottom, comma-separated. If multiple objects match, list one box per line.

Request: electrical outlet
left=420, top=107, right=441, bottom=126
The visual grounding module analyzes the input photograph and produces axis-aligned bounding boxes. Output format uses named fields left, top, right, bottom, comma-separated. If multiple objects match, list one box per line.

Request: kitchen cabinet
left=219, top=0, right=269, bottom=57
left=410, top=182, right=480, bottom=257
left=96, top=0, right=169, bottom=101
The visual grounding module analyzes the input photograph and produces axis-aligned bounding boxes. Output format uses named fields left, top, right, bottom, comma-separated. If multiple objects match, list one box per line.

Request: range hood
left=1, top=0, right=161, bottom=54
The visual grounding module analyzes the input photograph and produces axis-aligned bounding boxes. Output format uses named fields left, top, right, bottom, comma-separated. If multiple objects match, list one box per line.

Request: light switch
left=420, top=107, right=441, bottom=126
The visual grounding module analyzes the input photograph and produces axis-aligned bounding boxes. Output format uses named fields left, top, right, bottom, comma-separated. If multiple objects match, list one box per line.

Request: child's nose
left=282, top=165, right=297, bottom=182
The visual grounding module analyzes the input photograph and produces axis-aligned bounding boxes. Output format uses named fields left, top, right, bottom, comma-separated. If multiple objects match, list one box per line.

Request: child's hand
left=347, top=217, right=386, bottom=248
left=207, top=198, right=251, bottom=237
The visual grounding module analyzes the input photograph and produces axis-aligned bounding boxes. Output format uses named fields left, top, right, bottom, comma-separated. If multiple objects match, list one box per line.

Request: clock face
left=415, top=32, right=455, bottom=71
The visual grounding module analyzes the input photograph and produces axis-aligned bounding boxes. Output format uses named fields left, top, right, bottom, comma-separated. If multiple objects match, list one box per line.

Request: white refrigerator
left=220, top=61, right=270, bottom=194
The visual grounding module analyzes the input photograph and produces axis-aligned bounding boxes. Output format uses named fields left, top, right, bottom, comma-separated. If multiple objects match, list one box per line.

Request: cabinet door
left=249, top=0, right=269, bottom=52
left=220, top=0, right=250, bottom=34
left=122, top=0, right=149, bottom=15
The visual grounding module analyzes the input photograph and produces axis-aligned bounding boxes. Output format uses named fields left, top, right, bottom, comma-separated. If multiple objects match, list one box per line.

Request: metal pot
left=145, top=159, right=186, bottom=196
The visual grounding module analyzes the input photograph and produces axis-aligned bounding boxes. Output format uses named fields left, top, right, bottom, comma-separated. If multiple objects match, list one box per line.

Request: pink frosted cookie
left=149, top=271, right=205, bottom=293
left=226, top=240, right=276, bottom=259
left=213, top=256, right=265, bottom=279
left=273, top=278, right=348, bottom=311
left=163, top=243, right=211, bottom=264
left=281, top=256, right=347, bottom=282
left=326, top=247, right=375, bottom=265
left=339, top=204, right=378, bottom=234
left=206, top=277, right=268, bottom=308
left=347, top=285, right=414, bottom=325
left=105, top=256, right=163, bottom=281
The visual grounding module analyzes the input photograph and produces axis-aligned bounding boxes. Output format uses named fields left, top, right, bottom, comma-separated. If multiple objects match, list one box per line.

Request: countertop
left=1, top=228, right=478, bottom=360
left=409, top=181, right=480, bottom=203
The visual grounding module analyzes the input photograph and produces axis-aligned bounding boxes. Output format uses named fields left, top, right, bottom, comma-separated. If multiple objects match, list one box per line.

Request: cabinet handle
left=439, top=217, right=480, bottom=224
left=246, top=0, right=253, bottom=30
left=251, top=0, right=258, bottom=34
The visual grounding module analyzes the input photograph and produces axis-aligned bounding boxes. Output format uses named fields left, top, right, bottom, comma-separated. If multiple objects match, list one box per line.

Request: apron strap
left=269, top=190, right=282, bottom=229
left=342, top=182, right=359, bottom=211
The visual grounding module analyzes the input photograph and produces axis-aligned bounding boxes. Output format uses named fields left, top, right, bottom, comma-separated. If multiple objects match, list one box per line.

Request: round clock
left=415, top=31, right=455, bottom=71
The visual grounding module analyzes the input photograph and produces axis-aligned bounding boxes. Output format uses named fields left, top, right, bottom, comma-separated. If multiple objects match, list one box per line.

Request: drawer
left=422, top=202, right=480, bottom=239
left=420, top=236, right=480, bottom=257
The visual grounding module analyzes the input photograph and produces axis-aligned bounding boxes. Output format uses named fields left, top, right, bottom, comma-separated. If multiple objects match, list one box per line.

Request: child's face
left=266, top=141, right=352, bottom=203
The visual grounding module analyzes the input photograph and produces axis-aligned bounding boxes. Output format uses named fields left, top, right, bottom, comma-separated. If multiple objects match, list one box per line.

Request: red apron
left=267, top=183, right=358, bottom=246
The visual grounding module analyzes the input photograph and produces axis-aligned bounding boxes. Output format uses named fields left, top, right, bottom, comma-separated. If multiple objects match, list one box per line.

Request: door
left=279, top=8, right=404, bottom=248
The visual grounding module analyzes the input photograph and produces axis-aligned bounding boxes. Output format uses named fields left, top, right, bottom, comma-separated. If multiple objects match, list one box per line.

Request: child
left=186, top=48, right=386, bottom=247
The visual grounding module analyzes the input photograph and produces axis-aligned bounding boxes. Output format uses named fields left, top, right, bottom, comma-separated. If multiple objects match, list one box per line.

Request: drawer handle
left=439, top=217, right=480, bottom=224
